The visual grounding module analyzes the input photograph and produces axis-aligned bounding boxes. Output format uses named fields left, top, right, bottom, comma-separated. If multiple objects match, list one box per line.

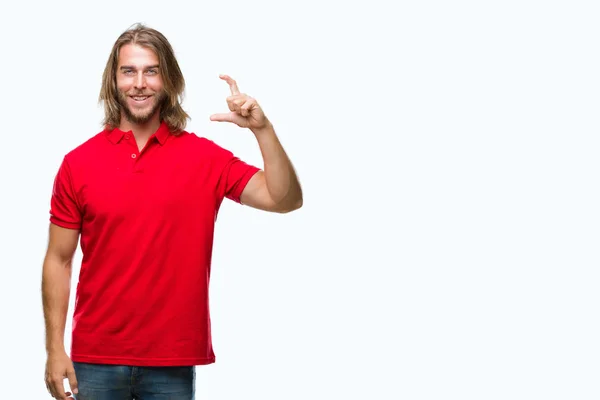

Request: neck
left=118, top=112, right=161, bottom=141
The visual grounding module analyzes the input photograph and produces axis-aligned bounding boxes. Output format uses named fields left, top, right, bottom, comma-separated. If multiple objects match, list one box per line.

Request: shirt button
left=131, top=154, right=137, bottom=159
left=125, top=135, right=130, bottom=140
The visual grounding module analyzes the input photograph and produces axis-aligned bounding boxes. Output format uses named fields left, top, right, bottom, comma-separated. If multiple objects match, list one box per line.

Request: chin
left=127, top=104, right=158, bottom=122
left=119, top=92, right=164, bottom=125
left=133, top=109, right=153, bottom=119
left=124, top=109, right=153, bottom=125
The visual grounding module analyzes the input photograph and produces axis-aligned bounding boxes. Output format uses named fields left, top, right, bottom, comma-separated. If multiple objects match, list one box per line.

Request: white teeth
left=133, top=96, right=148, bottom=101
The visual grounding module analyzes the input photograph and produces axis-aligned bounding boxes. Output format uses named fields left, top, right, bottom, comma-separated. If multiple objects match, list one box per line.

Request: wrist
left=47, top=347, right=66, bottom=356
left=250, top=120, right=274, bottom=137
left=46, top=340, right=66, bottom=355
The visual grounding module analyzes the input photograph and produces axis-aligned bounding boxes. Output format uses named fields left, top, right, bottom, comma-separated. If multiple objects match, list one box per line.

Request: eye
left=146, top=69, right=158, bottom=75
left=123, top=69, right=135, bottom=75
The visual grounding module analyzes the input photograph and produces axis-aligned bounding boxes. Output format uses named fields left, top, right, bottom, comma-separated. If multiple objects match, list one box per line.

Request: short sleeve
left=49, top=157, right=82, bottom=229
left=212, top=143, right=260, bottom=204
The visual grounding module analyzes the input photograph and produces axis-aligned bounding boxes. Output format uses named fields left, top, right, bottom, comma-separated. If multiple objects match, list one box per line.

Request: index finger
left=219, top=74, right=240, bottom=95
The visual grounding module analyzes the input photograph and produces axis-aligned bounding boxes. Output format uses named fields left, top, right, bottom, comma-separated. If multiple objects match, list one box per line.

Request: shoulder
left=62, top=130, right=108, bottom=166
left=173, top=131, right=234, bottom=158
left=51, top=130, right=106, bottom=186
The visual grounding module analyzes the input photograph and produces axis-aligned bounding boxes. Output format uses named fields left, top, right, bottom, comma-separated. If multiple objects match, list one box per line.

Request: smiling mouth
left=131, top=95, right=151, bottom=102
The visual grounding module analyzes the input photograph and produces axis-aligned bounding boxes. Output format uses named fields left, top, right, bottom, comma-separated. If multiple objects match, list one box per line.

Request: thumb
left=67, top=368, right=78, bottom=395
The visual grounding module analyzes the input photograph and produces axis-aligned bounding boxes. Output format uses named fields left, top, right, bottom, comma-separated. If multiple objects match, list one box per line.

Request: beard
left=118, top=90, right=167, bottom=125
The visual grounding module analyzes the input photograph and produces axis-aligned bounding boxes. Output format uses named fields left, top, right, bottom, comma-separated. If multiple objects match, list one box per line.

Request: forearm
left=41, top=255, right=72, bottom=354
left=251, top=122, right=303, bottom=207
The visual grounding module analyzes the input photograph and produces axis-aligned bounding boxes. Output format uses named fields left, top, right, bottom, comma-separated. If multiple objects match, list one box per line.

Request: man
left=41, top=23, right=302, bottom=400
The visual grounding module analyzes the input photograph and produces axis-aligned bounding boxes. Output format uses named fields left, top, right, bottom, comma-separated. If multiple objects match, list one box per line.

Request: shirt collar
left=105, top=121, right=171, bottom=145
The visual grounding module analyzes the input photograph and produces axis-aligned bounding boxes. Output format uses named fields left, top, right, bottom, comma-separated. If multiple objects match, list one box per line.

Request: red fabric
left=49, top=122, right=260, bottom=366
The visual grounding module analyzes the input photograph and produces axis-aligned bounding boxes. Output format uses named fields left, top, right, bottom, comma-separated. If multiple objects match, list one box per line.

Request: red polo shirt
left=49, top=121, right=260, bottom=366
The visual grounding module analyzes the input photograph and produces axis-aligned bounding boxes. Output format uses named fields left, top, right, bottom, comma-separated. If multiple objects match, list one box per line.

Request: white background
left=0, top=0, right=599, bottom=399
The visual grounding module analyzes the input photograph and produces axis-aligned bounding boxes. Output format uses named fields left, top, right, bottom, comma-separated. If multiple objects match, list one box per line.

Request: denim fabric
left=73, top=362, right=195, bottom=400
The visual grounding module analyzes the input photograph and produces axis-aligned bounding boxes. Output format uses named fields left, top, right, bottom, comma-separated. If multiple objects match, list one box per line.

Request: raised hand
left=210, top=74, right=270, bottom=131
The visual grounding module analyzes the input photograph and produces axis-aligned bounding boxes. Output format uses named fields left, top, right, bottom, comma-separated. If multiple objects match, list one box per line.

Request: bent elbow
left=278, top=197, right=303, bottom=214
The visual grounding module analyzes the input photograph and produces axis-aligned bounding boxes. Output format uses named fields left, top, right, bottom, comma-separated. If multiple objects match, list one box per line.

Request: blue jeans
left=73, top=362, right=195, bottom=400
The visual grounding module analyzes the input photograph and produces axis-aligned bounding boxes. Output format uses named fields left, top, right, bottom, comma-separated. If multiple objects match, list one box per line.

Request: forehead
left=117, top=44, right=159, bottom=66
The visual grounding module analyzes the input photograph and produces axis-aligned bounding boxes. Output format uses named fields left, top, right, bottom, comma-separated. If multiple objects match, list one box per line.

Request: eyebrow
left=119, top=65, right=160, bottom=70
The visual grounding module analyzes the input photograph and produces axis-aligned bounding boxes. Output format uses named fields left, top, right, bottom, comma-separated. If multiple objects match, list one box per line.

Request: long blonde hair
left=99, top=23, right=190, bottom=133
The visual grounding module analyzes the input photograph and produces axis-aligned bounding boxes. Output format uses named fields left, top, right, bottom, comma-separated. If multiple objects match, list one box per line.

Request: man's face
left=116, top=44, right=166, bottom=125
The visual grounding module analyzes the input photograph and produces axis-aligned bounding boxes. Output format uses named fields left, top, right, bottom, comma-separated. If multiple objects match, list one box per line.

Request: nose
left=134, top=71, right=146, bottom=90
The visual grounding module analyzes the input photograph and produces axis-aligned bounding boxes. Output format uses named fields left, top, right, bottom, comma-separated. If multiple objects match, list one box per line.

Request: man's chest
left=76, top=148, right=215, bottom=222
